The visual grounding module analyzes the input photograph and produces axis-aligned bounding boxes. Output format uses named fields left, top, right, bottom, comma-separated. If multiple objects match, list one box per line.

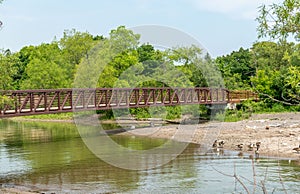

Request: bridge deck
left=0, top=88, right=258, bottom=118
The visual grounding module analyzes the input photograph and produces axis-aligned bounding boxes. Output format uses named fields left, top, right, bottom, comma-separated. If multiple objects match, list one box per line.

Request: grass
left=214, top=100, right=300, bottom=122
left=12, top=112, right=74, bottom=121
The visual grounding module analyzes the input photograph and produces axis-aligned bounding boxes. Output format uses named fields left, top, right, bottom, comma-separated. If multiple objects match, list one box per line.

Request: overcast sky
left=0, top=0, right=282, bottom=57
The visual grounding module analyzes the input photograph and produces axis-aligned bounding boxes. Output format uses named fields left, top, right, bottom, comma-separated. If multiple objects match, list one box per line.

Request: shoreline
left=6, top=112, right=300, bottom=159
left=118, top=112, right=300, bottom=160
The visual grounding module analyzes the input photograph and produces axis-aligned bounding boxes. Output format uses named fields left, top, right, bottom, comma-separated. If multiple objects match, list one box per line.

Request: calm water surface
left=0, top=120, right=299, bottom=193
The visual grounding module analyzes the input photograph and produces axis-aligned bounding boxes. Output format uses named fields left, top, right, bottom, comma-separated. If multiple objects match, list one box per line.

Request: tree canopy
left=257, top=0, right=300, bottom=41
left=254, top=0, right=300, bottom=105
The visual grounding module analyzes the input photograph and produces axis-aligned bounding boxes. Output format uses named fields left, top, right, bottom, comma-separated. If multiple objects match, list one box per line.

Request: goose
left=236, top=144, right=244, bottom=150
left=212, top=140, right=218, bottom=148
left=218, top=140, right=225, bottom=148
left=247, top=143, right=255, bottom=151
left=256, top=142, right=261, bottom=151
left=238, top=152, right=243, bottom=158
left=292, top=145, right=300, bottom=153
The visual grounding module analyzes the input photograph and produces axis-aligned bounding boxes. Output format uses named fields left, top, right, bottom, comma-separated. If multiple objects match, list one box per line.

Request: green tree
left=59, top=29, right=99, bottom=65
left=0, top=48, right=18, bottom=110
left=74, top=26, right=141, bottom=88
left=255, top=0, right=300, bottom=105
left=216, top=48, right=254, bottom=89
left=286, top=43, right=300, bottom=66
left=21, top=58, right=68, bottom=89
left=257, top=0, right=300, bottom=41
left=58, top=29, right=101, bottom=82
left=251, top=41, right=294, bottom=71
left=0, top=49, right=17, bottom=90
left=136, top=44, right=164, bottom=77
left=98, top=50, right=141, bottom=88
left=167, top=45, right=202, bottom=66
left=284, top=66, right=300, bottom=103
left=137, top=44, right=156, bottom=62
left=250, top=41, right=300, bottom=105
left=167, top=45, right=207, bottom=87
left=19, top=43, right=69, bottom=89
left=109, top=26, right=140, bottom=53
left=167, top=46, right=223, bottom=88
left=12, top=46, right=35, bottom=89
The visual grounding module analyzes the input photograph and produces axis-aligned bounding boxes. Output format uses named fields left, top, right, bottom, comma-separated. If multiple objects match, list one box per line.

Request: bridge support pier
left=205, top=104, right=227, bottom=119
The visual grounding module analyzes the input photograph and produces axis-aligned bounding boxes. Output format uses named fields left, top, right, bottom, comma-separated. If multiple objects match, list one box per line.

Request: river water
left=0, top=120, right=299, bottom=193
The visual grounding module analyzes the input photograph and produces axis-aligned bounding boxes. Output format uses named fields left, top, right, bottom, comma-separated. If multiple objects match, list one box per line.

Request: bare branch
left=256, top=0, right=300, bottom=41
left=251, top=82, right=300, bottom=106
left=252, top=158, right=257, bottom=194
left=261, top=166, right=269, bottom=194
left=256, top=91, right=299, bottom=106
left=261, top=180, right=268, bottom=194
left=211, top=166, right=233, bottom=177
left=234, top=163, right=250, bottom=194
left=212, top=164, right=250, bottom=194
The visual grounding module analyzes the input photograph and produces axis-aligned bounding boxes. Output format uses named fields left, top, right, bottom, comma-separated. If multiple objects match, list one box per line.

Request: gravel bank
left=119, top=112, right=300, bottom=159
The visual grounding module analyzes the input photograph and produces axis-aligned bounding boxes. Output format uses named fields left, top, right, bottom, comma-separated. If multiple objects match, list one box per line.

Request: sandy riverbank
left=0, top=186, right=39, bottom=194
left=118, top=112, right=300, bottom=159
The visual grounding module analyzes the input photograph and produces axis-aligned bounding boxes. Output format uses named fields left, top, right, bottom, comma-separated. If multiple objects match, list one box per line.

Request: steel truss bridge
left=0, top=87, right=258, bottom=118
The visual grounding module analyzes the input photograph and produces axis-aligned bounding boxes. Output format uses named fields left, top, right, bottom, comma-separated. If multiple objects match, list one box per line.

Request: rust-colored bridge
left=0, top=88, right=258, bottom=118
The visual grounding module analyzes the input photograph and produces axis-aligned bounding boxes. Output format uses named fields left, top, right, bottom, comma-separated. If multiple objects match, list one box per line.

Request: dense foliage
left=216, top=41, right=300, bottom=105
left=216, top=0, right=300, bottom=108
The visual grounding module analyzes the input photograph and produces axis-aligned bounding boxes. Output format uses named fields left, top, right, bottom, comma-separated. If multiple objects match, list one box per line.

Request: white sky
left=0, top=0, right=283, bottom=57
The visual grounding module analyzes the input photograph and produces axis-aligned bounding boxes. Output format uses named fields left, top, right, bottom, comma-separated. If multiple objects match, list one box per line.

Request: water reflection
left=0, top=120, right=80, bottom=146
left=0, top=120, right=299, bottom=193
left=0, top=144, right=32, bottom=177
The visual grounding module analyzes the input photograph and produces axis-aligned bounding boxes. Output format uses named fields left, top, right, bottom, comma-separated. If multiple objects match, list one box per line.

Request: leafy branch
left=256, top=0, right=300, bottom=41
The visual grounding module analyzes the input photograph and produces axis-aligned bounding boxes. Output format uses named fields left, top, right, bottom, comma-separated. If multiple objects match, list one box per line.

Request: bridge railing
left=228, top=90, right=259, bottom=102
left=0, top=89, right=73, bottom=116
left=0, top=88, right=257, bottom=118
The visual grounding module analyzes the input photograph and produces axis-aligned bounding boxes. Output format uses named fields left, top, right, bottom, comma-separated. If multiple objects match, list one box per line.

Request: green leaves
left=109, top=26, right=140, bottom=53
left=0, top=50, right=17, bottom=90
left=74, top=27, right=142, bottom=88
left=251, top=69, right=278, bottom=96
left=59, top=29, right=99, bottom=65
left=166, top=45, right=223, bottom=88
left=215, top=39, right=300, bottom=105
left=215, top=48, right=254, bottom=89
left=284, top=66, right=300, bottom=102
left=21, top=58, right=68, bottom=89
left=256, top=0, right=300, bottom=41
left=250, top=41, right=300, bottom=104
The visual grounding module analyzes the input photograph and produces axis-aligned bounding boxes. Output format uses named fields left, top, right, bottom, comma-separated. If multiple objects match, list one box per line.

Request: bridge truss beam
left=0, top=87, right=258, bottom=118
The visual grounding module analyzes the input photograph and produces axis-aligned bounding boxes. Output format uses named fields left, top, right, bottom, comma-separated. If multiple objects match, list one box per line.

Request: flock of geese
left=212, top=140, right=300, bottom=156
